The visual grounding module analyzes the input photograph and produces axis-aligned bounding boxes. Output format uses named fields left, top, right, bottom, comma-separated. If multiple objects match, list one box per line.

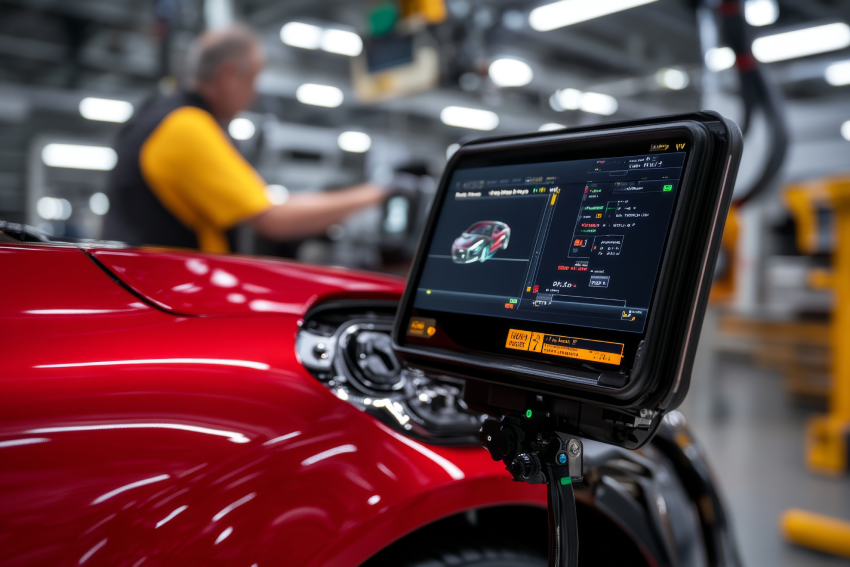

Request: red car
left=0, top=226, right=738, bottom=566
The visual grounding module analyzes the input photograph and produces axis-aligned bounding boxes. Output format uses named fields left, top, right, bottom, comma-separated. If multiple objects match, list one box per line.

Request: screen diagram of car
left=451, top=221, right=511, bottom=264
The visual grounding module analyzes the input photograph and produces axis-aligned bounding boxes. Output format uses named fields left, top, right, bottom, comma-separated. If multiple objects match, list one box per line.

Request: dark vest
left=102, top=92, right=209, bottom=249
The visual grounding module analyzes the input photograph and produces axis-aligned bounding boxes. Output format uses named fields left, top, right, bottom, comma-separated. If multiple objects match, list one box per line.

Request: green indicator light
left=663, top=184, right=673, bottom=191
left=525, top=409, right=533, bottom=418
left=509, top=299, right=518, bottom=304
left=560, top=477, right=572, bottom=485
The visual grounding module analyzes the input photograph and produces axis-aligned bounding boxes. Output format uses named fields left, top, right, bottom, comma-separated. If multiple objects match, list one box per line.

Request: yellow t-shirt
left=139, top=106, right=270, bottom=253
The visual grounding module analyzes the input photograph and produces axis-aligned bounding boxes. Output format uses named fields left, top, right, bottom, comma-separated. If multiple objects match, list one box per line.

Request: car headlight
left=296, top=302, right=483, bottom=445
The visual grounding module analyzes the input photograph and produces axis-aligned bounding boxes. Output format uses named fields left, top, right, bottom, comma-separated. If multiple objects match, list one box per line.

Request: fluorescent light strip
left=42, top=144, right=117, bottom=171
left=79, top=98, right=134, bottom=123
left=281, top=22, right=362, bottom=57
left=489, top=58, right=533, bottom=87
left=321, top=29, right=363, bottom=57
left=705, top=47, right=737, bottom=72
left=338, top=131, right=371, bottom=152
left=826, top=60, right=850, bottom=86
left=440, top=106, right=499, bottom=131
left=296, top=83, right=344, bottom=108
left=753, top=23, right=850, bottom=63
left=580, top=92, right=618, bottom=115
left=744, top=0, right=778, bottom=27
left=280, top=22, right=322, bottom=49
left=530, top=0, right=659, bottom=32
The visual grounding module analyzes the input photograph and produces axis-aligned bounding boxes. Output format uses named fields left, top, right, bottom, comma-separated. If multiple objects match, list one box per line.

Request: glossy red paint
left=91, top=248, right=406, bottom=316
left=0, top=243, right=546, bottom=566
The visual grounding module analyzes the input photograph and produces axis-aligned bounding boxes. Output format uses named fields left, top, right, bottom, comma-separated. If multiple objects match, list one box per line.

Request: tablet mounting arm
left=481, top=412, right=583, bottom=567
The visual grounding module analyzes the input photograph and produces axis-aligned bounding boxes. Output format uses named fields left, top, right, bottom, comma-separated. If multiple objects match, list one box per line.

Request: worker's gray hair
left=185, top=24, right=261, bottom=84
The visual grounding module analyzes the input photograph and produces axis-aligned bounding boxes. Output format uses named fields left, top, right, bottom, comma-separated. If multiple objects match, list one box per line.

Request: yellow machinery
left=784, top=177, right=850, bottom=474
left=781, top=509, right=850, bottom=558
left=779, top=176, right=850, bottom=558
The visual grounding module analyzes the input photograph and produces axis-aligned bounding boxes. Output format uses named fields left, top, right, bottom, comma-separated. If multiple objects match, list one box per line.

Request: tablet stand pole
left=481, top=415, right=583, bottom=567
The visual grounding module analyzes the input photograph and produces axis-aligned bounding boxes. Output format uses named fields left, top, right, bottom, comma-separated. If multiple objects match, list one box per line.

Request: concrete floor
left=682, top=337, right=850, bottom=566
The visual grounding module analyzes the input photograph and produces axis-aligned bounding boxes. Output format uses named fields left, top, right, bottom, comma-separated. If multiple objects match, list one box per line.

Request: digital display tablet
left=393, top=114, right=741, bottom=448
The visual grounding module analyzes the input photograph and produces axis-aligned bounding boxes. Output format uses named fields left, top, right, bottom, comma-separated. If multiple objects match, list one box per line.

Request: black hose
left=715, top=0, right=790, bottom=207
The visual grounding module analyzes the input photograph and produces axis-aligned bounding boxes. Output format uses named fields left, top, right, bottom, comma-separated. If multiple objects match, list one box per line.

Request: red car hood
left=90, top=249, right=406, bottom=317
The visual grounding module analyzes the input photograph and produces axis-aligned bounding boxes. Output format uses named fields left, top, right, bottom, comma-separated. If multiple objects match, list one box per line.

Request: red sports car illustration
left=0, top=224, right=737, bottom=566
left=451, top=221, right=511, bottom=264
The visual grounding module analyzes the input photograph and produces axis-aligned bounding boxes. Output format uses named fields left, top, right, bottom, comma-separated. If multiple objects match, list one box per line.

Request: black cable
left=546, top=465, right=579, bottom=567
left=715, top=0, right=789, bottom=207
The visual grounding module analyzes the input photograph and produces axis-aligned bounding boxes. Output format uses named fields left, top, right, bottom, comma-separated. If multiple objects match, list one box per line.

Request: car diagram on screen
left=451, top=221, right=511, bottom=264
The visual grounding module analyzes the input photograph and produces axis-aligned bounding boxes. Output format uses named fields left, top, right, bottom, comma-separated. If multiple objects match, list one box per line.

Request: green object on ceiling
left=369, top=2, right=398, bottom=37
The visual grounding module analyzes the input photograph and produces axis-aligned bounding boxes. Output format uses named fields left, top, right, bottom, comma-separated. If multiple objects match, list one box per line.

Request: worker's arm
left=142, top=107, right=388, bottom=247
left=251, top=183, right=384, bottom=241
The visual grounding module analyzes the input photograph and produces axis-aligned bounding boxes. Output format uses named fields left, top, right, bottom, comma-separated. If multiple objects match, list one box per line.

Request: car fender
left=0, top=244, right=547, bottom=566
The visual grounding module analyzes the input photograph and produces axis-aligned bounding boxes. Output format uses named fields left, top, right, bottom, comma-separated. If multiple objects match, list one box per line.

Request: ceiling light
left=657, top=68, right=689, bottom=90
left=529, top=0, right=658, bottom=32
left=580, top=92, right=618, bottom=115
left=440, top=106, right=499, bottom=131
left=338, top=131, right=372, bottom=153
left=488, top=58, right=533, bottom=87
left=79, top=98, right=134, bottom=123
left=705, top=47, right=737, bottom=72
left=539, top=123, right=566, bottom=131
left=842, top=120, right=850, bottom=141
left=42, top=144, right=117, bottom=171
left=446, top=143, right=460, bottom=159
left=280, top=22, right=322, bottom=50
left=265, top=184, right=290, bottom=205
left=321, top=29, right=363, bottom=57
left=296, top=84, right=344, bottom=108
left=89, top=192, right=109, bottom=215
left=744, top=0, right=778, bottom=27
left=752, top=23, right=850, bottom=63
left=556, top=88, right=582, bottom=110
left=37, top=197, right=72, bottom=220
left=825, top=60, right=850, bottom=86
left=228, top=118, right=256, bottom=140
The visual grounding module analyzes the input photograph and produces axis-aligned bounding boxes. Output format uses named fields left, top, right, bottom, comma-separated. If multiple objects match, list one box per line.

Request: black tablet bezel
left=403, top=130, right=693, bottom=376
left=392, top=115, right=740, bottom=448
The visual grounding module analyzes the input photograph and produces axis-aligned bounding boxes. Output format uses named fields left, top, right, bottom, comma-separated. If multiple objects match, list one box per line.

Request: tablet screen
left=412, top=146, right=688, bottom=336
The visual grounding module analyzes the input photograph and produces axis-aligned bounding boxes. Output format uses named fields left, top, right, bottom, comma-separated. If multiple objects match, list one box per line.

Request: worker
left=103, top=24, right=385, bottom=253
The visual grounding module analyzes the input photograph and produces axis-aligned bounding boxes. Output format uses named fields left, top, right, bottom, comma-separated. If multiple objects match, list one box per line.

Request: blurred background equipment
left=3, top=0, right=850, bottom=564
